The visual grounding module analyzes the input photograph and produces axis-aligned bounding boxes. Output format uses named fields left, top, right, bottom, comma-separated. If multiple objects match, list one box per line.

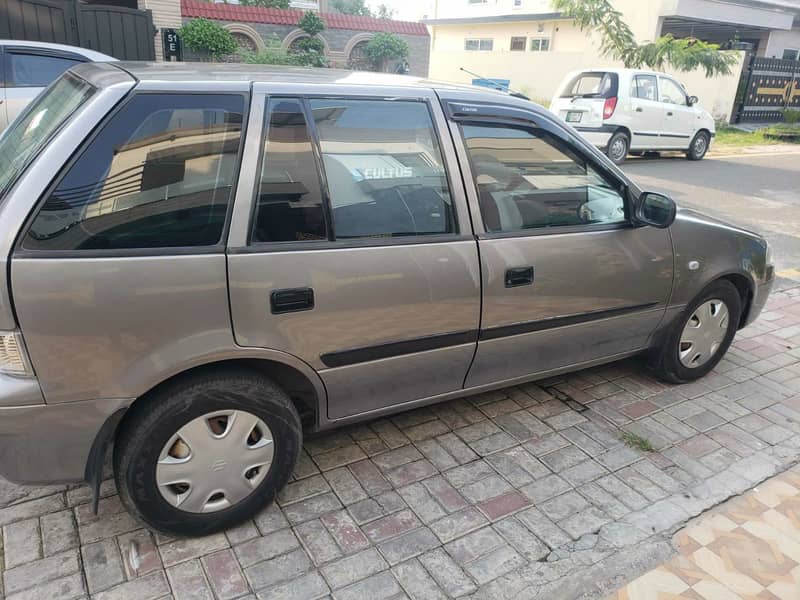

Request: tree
left=364, top=32, right=409, bottom=72
left=239, top=0, right=291, bottom=8
left=552, top=0, right=738, bottom=77
left=376, top=4, right=395, bottom=19
left=290, top=11, right=327, bottom=67
left=179, top=18, right=237, bottom=59
left=331, top=0, right=373, bottom=17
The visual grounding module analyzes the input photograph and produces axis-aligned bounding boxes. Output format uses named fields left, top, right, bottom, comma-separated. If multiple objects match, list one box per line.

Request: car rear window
left=0, top=72, right=95, bottom=202
left=560, top=72, right=619, bottom=99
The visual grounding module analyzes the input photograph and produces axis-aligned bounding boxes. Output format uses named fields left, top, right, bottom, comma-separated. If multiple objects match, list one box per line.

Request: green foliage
left=239, top=0, right=291, bottom=8
left=364, top=32, right=409, bottom=71
left=783, top=109, right=800, bottom=124
left=298, top=11, right=325, bottom=37
left=622, top=431, right=654, bottom=453
left=376, top=4, right=395, bottom=19
left=331, top=0, right=373, bottom=16
left=179, top=18, right=237, bottom=58
left=552, top=0, right=739, bottom=77
left=239, top=45, right=303, bottom=66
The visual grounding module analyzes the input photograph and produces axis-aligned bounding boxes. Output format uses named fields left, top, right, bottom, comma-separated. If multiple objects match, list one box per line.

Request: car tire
left=606, top=131, right=629, bottom=165
left=687, top=131, right=710, bottom=161
left=114, top=367, right=301, bottom=536
left=650, top=280, right=741, bottom=384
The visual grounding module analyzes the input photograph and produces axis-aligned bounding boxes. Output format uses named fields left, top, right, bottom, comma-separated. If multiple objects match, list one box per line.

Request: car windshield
left=0, top=72, right=95, bottom=201
left=560, top=72, right=618, bottom=99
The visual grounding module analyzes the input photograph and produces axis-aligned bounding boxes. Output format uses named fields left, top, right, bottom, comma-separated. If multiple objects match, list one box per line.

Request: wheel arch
left=719, top=272, right=754, bottom=328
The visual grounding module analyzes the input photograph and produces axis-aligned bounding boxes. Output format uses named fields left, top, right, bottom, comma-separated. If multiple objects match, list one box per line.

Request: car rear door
left=550, top=71, right=618, bottom=130
left=658, top=76, right=694, bottom=148
left=442, top=94, right=673, bottom=388
left=227, top=84, right=480, bottom=422
left=628, top=74, right=666, bottom=149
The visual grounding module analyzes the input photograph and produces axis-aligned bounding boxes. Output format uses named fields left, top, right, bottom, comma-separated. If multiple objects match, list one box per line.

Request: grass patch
left=622, top=431, right=655, bottom=452
left=715, top=124, right=800, bottom=147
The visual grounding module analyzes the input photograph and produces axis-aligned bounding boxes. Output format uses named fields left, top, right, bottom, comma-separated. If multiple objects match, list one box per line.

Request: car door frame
left=227, top=81, right=483, bottom=428
left=658, top=75, right=694, bottom=149
left=628, top=72, right=665, bottom=150
left=438, top=90, right=674, bottom=389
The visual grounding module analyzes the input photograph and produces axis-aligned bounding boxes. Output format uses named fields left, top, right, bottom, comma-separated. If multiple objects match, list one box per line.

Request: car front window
left=0, top=72, right=95, bottom=201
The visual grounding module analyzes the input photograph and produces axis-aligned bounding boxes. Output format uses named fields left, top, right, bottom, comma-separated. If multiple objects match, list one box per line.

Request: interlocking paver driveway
left=4, top=286, right=800, bottom=600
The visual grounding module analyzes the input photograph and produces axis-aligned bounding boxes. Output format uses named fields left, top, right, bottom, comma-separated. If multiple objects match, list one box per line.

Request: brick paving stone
left=295, top=520, right=343, bottom=565
left=469, top=431, right=518, bottom=456
left=371, top=419, right=412, bottom=449
left=117, top=529, right=162, bottom=580
left=225, top=520, right=260, bottom=546
left=363, top=509, right=420, bottom=543
left=40, top=510, right=77, bottom=557
left=293, top=449, right=320, bottom=480
left=561, top=427, right=606, bottom=456
left=254, top=503, right=289, bottom=535
left=378, top=525, right=440, bottom=565
left=661, top=447, right=714, bottom=480
left=493, top=516, right=549, bottom=561
left=594, top=474, right=649, bottom=510
left=4, top=518, right=41, bottom=569
left=0, top=495, right=66, bottom=528
left=460, top=474, right=513, bottom=503
left=385, top=460, right=438, bottom=487
left=398, top=483, right=447, bottom=524
left=415, top=438, right=459, bottom=471
left=516, top=507, right=571, bottom=549
left=418, top=548, right=477, bottom=598
left=166, top=558, right=214, bottom=600
left=313, top=445, right=366, bottom=472
left=393, top=407, right=438, bottom=429
left=753, top=423, right=794, bottom=444
left=479, top=491, right=530, bottom=521
left=324, top=467, right=368, bottom=505
left=520, top=473, right=572, bottom=504
left=444, top=460, right=495, bottom=489
left=201, top=549, right=249, bottom=600
left=334, top=570, right=403, bottom=600
left=679, top=434, right=722, bottom=458
left=91, top=569, right=169, bottom=600
left=283, top=492, right=342, bottom=525
left=320, top=547, right=387, bottom=590
left=244, top=547, right=312, bottom=591
left=558, top=506, right=610, bottom=539
left=404, top=419, right=450, bottom=442
left=733, top=413, right=772, bottom=432
left=158, top=533, right=229, bottom=568
left=524, top=432, right=570, bottom=457
left=650, top=411, right=698, bottom=440
left=444, top=526, right=504, bottom=564
left=391, top=558, right=447, bottom=600
left=545, top=410, right=588, bottom=430
left=277, top=474, right=330, bottom=506
left=349, top=460, right=392, bottom=495
left=7, top=572, right=85, bottom=600
left=596, top=445, right=640, bottom=470
left=463, top=544, right=526, bottom=586
left=422, top=476, right=468, bottom=513
left=454, top=420, right=501, bottom=443
left=540, top=491, right=590, bottom=521
left=82, top=539, right=125, bottom=594
left=486, top=447, right=549, bottom=486
left=436, top=433, right=478, bottom=465
left=430, top=507, right=488, bottom=543
left=577, top=482, right=631, bottom=520
left=699, top=447, right=739, bottom=472
left=683, top=409, right=727, bottom=432
left=494, top=410, right=551, bottom=441
left=321, top=510, right=370, bottom=554
left=560, top=459, right=608, bottom=486
left=529, top=399, right=570, bottom=419
left=540, top=445, right=588, bottom=471
left=373, top=447, right=425, bottom=473
left=614, top=466, right=669, bottom=502
left=256, top=571, right=328, bottom=600
left=4, top=549, right=80, bottom=596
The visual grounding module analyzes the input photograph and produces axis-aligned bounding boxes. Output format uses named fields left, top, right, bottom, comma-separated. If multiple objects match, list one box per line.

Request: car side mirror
left=688, top=95, right=698, bottom=106
left=636, top=192, right=676, bottom=228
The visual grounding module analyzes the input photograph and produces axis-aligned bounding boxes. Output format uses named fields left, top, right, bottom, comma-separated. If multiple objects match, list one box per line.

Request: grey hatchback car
left=0, top=62, right=773, bottom=535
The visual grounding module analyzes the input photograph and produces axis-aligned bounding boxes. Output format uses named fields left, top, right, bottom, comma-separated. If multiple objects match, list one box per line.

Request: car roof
left=114, top=61, right=510, bottom=93
left=0, top=39, right=116, bottom=62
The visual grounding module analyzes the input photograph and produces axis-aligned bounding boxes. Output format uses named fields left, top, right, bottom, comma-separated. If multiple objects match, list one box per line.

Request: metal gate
left=0, top=0, right=156, bottom=60
left=734, top=55, right=800, bottom=123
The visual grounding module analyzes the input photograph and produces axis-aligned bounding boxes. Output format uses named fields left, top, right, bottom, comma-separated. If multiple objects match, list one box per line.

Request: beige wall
left=139, top=0, right=182, bottom=61
left=764, top=28, right=800, bottom=58
left=428, top=19, right=746, bottom=121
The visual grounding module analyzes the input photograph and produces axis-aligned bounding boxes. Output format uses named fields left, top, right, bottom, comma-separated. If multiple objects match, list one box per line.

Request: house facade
left=424, top=0, right=800, bottom=120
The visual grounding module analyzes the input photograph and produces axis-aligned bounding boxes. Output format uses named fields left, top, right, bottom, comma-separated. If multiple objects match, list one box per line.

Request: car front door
left=628, top=74, right=665, bottom=150
left=227, top=85, right=481, bottom=422
left=658, top=76, right=694, bottom=148
left=443, top=98, right=674, bottom=389
left=3, top=49, right=83, bottom=125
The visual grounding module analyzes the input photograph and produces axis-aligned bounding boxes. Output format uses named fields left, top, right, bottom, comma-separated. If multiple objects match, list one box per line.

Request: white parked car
left=0, top=40, right=115, bottom=130
left=550, top=68, right=716, bottom=164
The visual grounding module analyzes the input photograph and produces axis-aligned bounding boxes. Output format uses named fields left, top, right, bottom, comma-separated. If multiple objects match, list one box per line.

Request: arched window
left=231, top=32, right=258, bottom=53
left=347, top=40, right=372, bottom=71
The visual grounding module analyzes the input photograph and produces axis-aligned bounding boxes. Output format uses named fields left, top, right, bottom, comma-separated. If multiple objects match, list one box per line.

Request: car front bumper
left=744, top=266, right=775, bottom=327
left=0, top=376, right=128, bottom=484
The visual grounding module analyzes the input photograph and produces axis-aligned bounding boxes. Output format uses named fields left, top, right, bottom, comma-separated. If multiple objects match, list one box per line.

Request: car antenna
left=459, top=67, right=530, bottom=100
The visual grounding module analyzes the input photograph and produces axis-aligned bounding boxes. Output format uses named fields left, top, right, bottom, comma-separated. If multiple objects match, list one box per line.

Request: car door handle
left=505, top=267, right=534, bottom=288
left=667, top=111, right=674, bottom=116
left=635, top=107, right=643, bottom=112
left=270, top=287, right=314, bottom=314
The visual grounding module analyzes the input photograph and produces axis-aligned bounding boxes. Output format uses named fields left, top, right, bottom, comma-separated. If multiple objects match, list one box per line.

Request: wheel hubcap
left=156, top=410, right=274, bottom=513
left=679, top=299, right=729, bottom=368
left=694, top=136, right=707, bottom=155
left=610, top=138, right=626, bottom=160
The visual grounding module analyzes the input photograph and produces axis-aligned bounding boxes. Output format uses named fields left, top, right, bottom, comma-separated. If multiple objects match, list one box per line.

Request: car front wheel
left=114, top=367, right=301, bottom=536
left=650, top=280, right=741, bottom=383
left=687, top=131, right=710, bottom=161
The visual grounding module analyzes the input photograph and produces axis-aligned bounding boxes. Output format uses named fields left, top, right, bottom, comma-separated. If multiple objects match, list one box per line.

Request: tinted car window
left=7, top=53, right=82, bottom=87
left=252, top=98, right=327, bottom=243
left=25, top=94, right=244, bottom=251
left=659, top=78, right=687, bottom=105
left=461, top=124, right=626, bottom=232
left=310, top=98, right=455, bottom=239
left=631, top=75, right=658, bottom=101
left=560, top=72, right=618, bottom=98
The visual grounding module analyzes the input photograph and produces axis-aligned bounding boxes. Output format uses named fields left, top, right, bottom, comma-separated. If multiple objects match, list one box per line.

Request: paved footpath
left=4, top=287, right=800, bottom=600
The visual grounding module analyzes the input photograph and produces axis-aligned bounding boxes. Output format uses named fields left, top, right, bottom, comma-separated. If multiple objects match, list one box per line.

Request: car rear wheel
left=114, top=367, right=301, bottom=536
left=650, top=280, right=741, bottom=384
left=687, top=131, right=710, bottom=161
left=606, top=131, right=629, bottom=165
